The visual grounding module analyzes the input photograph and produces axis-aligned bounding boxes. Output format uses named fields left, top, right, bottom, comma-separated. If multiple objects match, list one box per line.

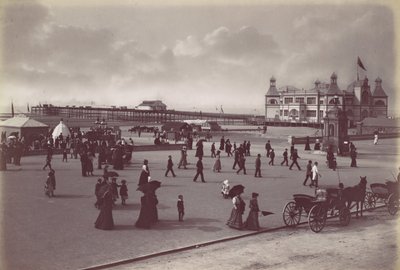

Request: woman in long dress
left=244, top=192, right=260, bottom=230
left=226, top=193, right=245, bottom=229
left=135, top=194, right=152, bottom=229
left=95, top=185, right=114, bottom=230
left=138, top=159, right=150, bottom=186
left=213, top=150, right=221, bottom=173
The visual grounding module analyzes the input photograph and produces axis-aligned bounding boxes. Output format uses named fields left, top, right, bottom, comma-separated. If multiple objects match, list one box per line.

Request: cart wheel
left=282, top=201, right=301, bottom=227
left=364, top=192, right=376, bottom=210
left=308, top=204, right=326, bottom=233
left=339, top=206, right=351, bottom=226
left=387, top=193, right=399, bottom=215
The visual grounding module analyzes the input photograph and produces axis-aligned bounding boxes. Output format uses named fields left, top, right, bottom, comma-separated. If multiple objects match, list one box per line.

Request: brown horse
left=342, top=176, right=367, bottom=217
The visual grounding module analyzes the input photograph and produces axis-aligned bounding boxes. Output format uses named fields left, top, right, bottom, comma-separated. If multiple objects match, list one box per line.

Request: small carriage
left=364, top=180, right=399, bottom=215
left=283, top=185, right=351, bottom=233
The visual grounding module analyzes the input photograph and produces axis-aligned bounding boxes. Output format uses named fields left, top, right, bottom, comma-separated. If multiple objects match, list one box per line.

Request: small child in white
left=177, top=195, right=184, bottom=221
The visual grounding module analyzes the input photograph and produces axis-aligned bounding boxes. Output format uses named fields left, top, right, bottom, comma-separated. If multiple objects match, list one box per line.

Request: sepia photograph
left=0, top=0, right=399, bottom=269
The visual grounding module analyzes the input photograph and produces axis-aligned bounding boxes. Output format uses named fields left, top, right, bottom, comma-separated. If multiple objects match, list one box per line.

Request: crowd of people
left=2, top=123, right=379, bottom=234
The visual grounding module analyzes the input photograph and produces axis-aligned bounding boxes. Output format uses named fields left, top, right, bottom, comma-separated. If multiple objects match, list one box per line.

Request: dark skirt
left=95, top=193, right=114, bottom=230
left=135, top=196, right=152, bottom=229
left=244, top=210, right=260, bottom=230
left=226, top=208, right=243, bottom=229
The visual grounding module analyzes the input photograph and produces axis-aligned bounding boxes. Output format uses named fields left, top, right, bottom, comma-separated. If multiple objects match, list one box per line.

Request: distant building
left=135, top=100, right=167, bottom=111
left=265, top=73, right=388, bottom=127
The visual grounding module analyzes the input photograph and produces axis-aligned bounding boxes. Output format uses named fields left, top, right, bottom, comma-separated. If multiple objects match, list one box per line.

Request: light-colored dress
left=213, top=154, right=221, bottom=172
left=226, top=195, right=245, bottom=229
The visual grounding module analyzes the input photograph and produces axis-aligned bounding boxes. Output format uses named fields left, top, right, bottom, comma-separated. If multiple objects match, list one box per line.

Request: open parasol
left=137, top=180, right=161, bottom=193
left=228, top=184, right=245, bottom=198
left=260, top=211, right=274, bottom=216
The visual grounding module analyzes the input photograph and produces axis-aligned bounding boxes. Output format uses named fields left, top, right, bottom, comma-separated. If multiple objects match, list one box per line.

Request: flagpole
left=356, top=58, right=359, bottom=81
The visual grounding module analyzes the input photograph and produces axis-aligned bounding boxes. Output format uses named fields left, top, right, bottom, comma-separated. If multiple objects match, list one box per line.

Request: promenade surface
left=0, top=128, right=399, bottom=270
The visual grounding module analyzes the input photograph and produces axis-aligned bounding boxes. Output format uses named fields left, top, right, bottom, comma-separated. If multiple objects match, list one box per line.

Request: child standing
left=119, top=180, right=128, bottom=205
left=165, top=155, right=176, bottom=177
left=62, top=149, right=68, bottom=162
left=177, top=195, right=184, bottom=221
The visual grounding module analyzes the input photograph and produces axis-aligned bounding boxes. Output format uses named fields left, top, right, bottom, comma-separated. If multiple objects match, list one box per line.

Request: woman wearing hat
left=95, top=183, right=114, bottom=230
left=244, top=192, right=260, bottom=230
left=226, top=187, right=245, bottom=229
left=138, top=159, right=150, bottom=186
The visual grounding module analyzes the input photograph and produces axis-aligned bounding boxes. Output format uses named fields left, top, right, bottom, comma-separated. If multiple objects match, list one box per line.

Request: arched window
left=374, top=100, right=385, bottom=106
left=289, top=109, right=298, bottom=116
left=269, top=99, right=278, bottom=104
left=361, top=91, right=369, bottom=105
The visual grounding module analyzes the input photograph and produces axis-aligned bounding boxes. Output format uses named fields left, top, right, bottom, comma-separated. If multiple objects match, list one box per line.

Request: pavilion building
left=264, top=73, right=388, bottom=127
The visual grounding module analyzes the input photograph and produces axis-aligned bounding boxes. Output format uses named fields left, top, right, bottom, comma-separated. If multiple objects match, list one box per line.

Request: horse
left=342, top=176, right=368, bottom=218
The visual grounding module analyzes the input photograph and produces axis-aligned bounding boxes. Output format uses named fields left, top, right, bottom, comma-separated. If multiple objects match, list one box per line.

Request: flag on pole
left=357, top=57, right=367, bottom=71
left=11, top=101, right=14, bottom=117
left=220, top=105, right=224, bottom=113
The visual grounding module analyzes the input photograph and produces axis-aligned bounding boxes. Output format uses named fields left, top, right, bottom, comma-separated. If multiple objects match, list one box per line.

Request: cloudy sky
left=1, top=0, right=398, bottom=115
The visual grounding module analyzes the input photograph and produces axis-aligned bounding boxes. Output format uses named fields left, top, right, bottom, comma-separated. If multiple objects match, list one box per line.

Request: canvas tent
left=0, top=115, right=49, bottom=145
left=52, top=120, right=71, bottom=140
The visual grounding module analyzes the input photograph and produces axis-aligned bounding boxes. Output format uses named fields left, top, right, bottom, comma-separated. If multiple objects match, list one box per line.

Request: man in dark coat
left=281, top=148, right=289, bottom=166
left=268, top=149, right=275, bottom=165
left=303, top=160, right=313, bottom=186
left=80, top=151, right=88, bottom=176
left=236, top=155, right=247, bottom=175
left=289, top=149, right=301, bottom=170
left=265, top=140, right=271, bottom=157
left=232, top=149, right=240, bottom=169
left=165, top=155, right=176, bottom=177
left=193, top=157, right=205, bottom=182
left=350, top=148, right=357, bottom=167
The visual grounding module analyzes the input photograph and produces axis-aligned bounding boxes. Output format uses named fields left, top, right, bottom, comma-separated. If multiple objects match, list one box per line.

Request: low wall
left=292, top=133, right=400, bottom=144
left=23, top=143, right=186, bottom=156
left=132, top=144, right=186, bottom=152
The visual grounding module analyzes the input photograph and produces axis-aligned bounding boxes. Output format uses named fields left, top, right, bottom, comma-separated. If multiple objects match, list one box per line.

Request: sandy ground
left=111, top=208, right=399, bottom=270
left=0, top=126, right=399, bottom=270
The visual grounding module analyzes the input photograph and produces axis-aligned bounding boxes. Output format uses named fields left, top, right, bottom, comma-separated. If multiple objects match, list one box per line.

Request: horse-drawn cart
left=364, top=180, right=399, bottom=215
left=283, top=186, right=351, bottom=233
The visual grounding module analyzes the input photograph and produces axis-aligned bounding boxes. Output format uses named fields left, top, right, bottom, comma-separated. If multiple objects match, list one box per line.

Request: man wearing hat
left=165, top=155, right=176, bottom=177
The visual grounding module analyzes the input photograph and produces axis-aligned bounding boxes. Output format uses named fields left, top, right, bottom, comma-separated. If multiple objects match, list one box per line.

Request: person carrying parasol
left=135, top=180, right=161, bottom=228
left=226, top=184, right=246, bottom=229
left=94, top=183, right=114, bottom=230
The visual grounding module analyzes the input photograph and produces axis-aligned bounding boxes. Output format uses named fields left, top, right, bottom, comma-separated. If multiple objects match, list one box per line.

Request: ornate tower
left=265, top=76, right=280, bottom=121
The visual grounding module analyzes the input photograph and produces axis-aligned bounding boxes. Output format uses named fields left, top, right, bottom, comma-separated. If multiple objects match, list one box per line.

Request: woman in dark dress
left=95, top=185, right=114, bottom=230
left=135, top=194, right=152, bottom=229
left=148, top=191, right=159, bottom=224
left=138, top=159, right=150, bottom=186
left=244, top=192, right=260, bottom=230
left=195, top=140, right=204, bottom=158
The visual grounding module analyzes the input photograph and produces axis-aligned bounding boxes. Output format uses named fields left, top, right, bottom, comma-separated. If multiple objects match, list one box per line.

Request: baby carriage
left=221, top=179, right=230, bottom=199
